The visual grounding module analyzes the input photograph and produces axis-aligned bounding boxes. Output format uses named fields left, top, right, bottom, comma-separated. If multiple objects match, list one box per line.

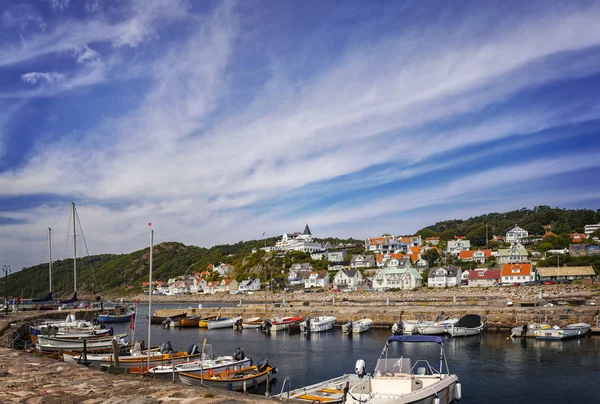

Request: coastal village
left=141, top=222, right=600, bottom=296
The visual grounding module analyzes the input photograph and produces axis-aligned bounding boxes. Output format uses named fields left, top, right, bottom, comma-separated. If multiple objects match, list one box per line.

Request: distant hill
left=5, top=236, right=362, bottom=300
left=416, top=206, right=599, bottom=246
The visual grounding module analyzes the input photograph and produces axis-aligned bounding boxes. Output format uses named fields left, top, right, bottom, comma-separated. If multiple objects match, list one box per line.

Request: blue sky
left=1, top=0, right=600, bottom=268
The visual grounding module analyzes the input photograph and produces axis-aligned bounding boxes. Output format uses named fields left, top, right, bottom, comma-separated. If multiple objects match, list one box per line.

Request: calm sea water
left=104, top=303, right=600, bottom=404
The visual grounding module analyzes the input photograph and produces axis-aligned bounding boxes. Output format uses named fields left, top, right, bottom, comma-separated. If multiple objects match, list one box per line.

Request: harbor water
left=104, top=303, right=600, bottom=403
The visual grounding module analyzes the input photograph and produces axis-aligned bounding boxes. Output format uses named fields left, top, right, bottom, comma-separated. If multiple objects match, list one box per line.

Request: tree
left=591, top=229, right=600, bottom=239
left=422, top=249, right=440, bottom=268
left=466, top=225, right=488, bottom=247
left=523, top=222, right=544, bottom=236
left=417, top=228, right=437, bottom=239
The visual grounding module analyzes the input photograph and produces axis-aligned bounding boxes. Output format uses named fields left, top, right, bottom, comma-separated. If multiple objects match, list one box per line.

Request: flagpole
left=147, top=225, right=154, bottom=371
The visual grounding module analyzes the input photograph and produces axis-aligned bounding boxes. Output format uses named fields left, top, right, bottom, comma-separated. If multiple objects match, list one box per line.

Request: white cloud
left=49, top=0, right=71, bottom=12
left=2, top=1, right=600, bottom=269
left=21, top=72, right=66, bottom=85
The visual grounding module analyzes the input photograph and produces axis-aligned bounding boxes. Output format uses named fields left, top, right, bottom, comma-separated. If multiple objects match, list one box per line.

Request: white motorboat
left=342, top=319, right=373, bottom=334
left=447, top=314, right=484, bottom=337
left=417, top=319, right=459, bottom=335
left=347, top=335, right=461, bottom=404
left=207, top=316, right=242, bottom=329
left=535, top=323, right=591, bottom=341
left=510, top=323, right=552, bottom=338
left=300, top=316, right=336, bottom=333
left=391, top=320, right=423, bottom=335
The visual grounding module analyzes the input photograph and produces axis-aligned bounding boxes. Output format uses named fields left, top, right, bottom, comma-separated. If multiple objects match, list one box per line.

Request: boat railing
left=411, top=359, right=440, bottom=377
left=279, top=377, right=292, bottom=399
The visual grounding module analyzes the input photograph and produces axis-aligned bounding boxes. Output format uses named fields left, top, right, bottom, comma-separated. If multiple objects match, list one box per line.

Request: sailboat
left=60, top=203, right=79, bottom=304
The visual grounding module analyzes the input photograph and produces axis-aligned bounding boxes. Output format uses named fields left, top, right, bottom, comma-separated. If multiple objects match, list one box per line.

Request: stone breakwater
left=0, top=312, right=272, bottom=404
left=125, top=284, right=599, bottom=306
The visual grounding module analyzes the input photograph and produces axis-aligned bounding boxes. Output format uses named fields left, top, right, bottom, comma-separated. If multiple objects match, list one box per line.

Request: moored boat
left=198, top=315, right=219, bottom=328
left=510, top=323, right=552, bottom=338
left=179, top=316, right=202, bottom=328
left=151, top=312, right=187, bottom=324
left=98, top=312, right=134, bottom=323
left=300, top=316, right=336, bottom=333
left=417, top=319, right=459, bottom=335
left=535, top=323, right=591, bottom=341
left=342, top=319, right=373, bottom=334
left=447, top=314, right=484, bottom=337
left=276, top=374, right=363, bottom=403
left=179, top=360, right=274, bottom=391
left=268, top=316, right=304, bottom=331
left=391, top=319, right=423, bottom=335
left=207, top=316, right=242, bottom=329
left=241, top=317, right=263, bottom=329
left=346, top=335, right=461, bottom=404
left=37, top=333, right=128, bottom=352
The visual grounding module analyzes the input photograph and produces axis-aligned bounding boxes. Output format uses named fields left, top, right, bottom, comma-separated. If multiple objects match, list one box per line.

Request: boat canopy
left=456, top=314, right=481, bottom=328
left=387, top=335, right=443, bottom=344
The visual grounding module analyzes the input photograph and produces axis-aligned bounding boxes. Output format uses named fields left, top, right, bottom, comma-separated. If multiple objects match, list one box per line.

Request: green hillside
left=4, top=236, right=362, bottom=300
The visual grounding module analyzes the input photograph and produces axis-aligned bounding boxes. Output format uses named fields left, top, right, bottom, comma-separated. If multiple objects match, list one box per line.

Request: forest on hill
left=4, top=236, right=362, bottom=300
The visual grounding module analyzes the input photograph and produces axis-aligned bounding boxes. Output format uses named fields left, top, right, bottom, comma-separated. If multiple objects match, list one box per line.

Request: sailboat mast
left=48, top=227, right=52, bottom=294
left=147, top=228, right=154, bottom=370
left=72, top=202, right=77, bottom=295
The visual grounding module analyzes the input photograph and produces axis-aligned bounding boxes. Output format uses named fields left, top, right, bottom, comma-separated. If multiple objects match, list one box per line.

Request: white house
left=427, top=267, right=462, bottom=288
left=365, top=236, right=402, bottom=254
left=376, top=253, right=405, bottom=268
left=168, top=281, right=190, bottom=295
left=288, top=267, right=312, bottom=286
left=311, top=250, right=328, bottom=261
left=273, top=224, right=324, bottom=253
left=239, top=278, right=261, bottom=292
left=500, top=263, right=535, bottom=284
left=190, top=277, right=207, bottom=294
left=333, top=269, right=363, bottom=290
left=214, top=263, right=232, bottom=276
left=584, top=222, right=600, bottom=235
left=350, top=254, right=376, bottom=269
left=497, top=243, right=529, bottom=264
left=446, top=239, right=471, bottom=255
left=505, top=225, right=529, bottom=244
left=328, top=250, right=348, bottom=262
left=303, top=271, right=329, bottom=289
left=372, top=267, right=423, bottom=290
left=468, top=269, right=501, bottom=287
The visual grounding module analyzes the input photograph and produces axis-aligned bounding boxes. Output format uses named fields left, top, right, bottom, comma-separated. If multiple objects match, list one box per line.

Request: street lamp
left=2, top=265, right=10, bottom=315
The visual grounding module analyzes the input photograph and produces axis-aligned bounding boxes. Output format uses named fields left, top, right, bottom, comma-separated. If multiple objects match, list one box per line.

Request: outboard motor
left=355, top=359, right=366, bottom=378
left=391, top=320, right=404, bottom=335
left=160, top=341, right=174, bottom=354
left=262, top=319, right=272, bottom=333
left=234, top=318, right=243, bottom=330
left=161, top=318, right=171, bottom=328
left=233, top=347, right=245, bottom=361
left=305, top=318, right=311, bottom=333
left=187, top=344, right=199, bottom=355
left=257, top=359, right=269, bottom=372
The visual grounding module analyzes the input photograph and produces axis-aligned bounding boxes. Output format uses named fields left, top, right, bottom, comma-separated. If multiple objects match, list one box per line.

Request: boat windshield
left=374, top=357, right=412, bottom=375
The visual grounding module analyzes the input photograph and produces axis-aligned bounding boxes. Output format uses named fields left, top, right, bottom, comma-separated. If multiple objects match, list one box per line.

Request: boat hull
left=207, top=317, right=241, bottom=329
left=447, top=322, right=484, bottom=337
left=148, top=357, right=252, bottom=379
left=37, top=334, right=127, bottom=352
left=349, top=375, right=459, bottom=404
left=150, top=313, right=187, bottom=324
left=270, top=316, right=303, bottom=331
left=98, top=312, right=133, bottom=323
left=301, top=316, right=336, bottom=333
left=343, top=319, right=373, bottom=334
left=179, top=365, right=273, bottom=391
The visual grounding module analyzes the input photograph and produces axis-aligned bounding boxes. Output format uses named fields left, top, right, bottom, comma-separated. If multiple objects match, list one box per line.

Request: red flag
left=148, top=222, right=152, bottom=227
left=130, top=313, right=135, bottom=330
left=136, top=297, right=140, bottom=306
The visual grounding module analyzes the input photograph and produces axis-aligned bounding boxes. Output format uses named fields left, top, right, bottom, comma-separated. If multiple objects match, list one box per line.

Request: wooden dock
left=591, top=327, right=600, bottom=335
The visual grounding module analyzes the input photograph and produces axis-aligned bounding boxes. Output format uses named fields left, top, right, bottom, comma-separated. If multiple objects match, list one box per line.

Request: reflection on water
left=105, top=305, right=600, bottom=403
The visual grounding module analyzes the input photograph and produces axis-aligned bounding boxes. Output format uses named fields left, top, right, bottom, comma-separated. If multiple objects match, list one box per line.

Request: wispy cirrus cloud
left=0, top=0, right=600, bottom=269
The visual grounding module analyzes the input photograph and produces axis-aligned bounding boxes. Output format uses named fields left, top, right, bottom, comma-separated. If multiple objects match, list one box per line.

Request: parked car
left=543, top=280, right=557, bottom=285
left=331, top=289, right=340, bottom=293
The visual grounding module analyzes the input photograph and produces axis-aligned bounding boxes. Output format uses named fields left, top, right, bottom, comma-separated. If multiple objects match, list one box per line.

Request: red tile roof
left=500, top=263, right=532, bottom=277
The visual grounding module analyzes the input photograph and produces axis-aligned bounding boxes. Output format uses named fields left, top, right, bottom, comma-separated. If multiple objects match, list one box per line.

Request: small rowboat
left=198, top=315, right=219, bottom=328
left=207, top=316, right=242, bottom=329
left=151, top=312, right=187, bottom=324
left=342, top=319, right=372, bottom=334
left=98, top=312, right=134, bottom=323
left=179, top=316, right=202, bottom=327
left=179, top=361, right=274, bottom=391
left=241, top=317, right=263, bottom=329
left=37, top=334, right=128, bottom=352
left=300, top=316, right=336, bottom=333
